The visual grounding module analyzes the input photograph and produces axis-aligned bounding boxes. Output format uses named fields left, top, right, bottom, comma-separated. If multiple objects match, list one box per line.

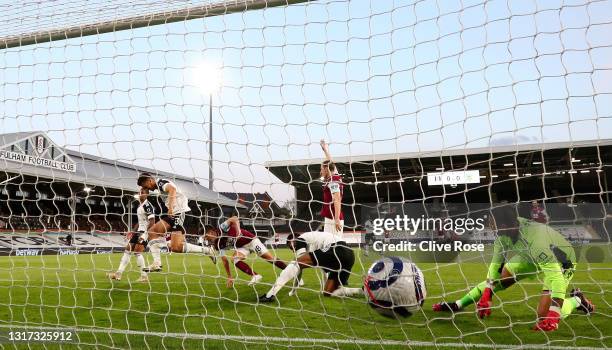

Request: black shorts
left=161, top=212, right=186, bottom=232
left=129, top=231, right=147, bottom=247
left=310, top=241, right=355, bottom=286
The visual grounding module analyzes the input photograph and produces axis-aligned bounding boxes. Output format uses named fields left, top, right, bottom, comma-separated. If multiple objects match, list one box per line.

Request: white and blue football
left=364, top=256, right=426, bottom=318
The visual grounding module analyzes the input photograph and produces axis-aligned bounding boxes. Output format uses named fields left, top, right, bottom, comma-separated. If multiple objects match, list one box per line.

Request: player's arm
left=328, top=180, right=342, bottom=229
left=220, top=216, right=240, bottom=233
left=163, top=183, right=176, bottom=215
left=221, top=255, right=234, bottom=288
left=145, top=203, right=156, bottom=231
left=320, top=139, right=333, bottom=162
left=333, top=191, right=341, bottom=223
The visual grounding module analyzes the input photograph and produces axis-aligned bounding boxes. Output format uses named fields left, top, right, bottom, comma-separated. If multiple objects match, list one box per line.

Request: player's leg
left=254, top=238, right=287, bottom=270
left=231, top=249, right=262, bottom=285
left=259, top=253, right=314, bottom=302
left=536, top=268, right=593, bottom=320
left=324, top=245, right=362, bottom=297
left=133, top=242, right=148, bottom=282
left=535, top=290, right=583, bottom=320
left=171, top=231, right=216, bottom=257
left=433, top=256, right=536, bottom=312
left=109, top=233, right=146, bottom=281
left=108, top=242, right=133, bottom=280
left=144, top=236, right=165, bottom=272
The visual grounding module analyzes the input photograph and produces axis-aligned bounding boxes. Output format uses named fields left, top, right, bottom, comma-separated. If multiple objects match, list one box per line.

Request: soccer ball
left=364, top=256, right=426, bottom=318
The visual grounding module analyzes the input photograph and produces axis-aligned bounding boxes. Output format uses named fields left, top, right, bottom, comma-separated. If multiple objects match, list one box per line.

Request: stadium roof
left=0, top=131, right=241, bottom=207
left=266, top=139, right=612, bottom=168
left=266, top=139, right=612, bottom=184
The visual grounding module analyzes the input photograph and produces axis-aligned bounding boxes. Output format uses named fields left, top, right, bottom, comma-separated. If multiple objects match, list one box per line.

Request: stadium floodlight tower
left=195, top=62, right=222, bottom=191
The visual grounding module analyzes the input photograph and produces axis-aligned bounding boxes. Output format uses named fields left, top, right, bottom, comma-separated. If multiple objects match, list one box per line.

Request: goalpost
left=0, top=0, right=610, bottom=349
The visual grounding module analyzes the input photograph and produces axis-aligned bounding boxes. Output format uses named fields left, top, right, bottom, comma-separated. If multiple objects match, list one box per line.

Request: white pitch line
left=0, top=324, right=606, bottom=350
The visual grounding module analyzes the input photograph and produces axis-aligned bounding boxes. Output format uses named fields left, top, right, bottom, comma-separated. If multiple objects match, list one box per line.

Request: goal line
left=0, top=324, right=605, bottom=350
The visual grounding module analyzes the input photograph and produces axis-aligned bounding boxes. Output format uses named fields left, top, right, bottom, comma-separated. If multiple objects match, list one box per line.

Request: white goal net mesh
left=0, top=0, right=610, bottom=349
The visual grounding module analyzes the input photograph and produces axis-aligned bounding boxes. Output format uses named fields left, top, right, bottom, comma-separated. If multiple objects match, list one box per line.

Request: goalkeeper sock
left=561, top=296, right=581, bottom=319
left=135, top=253, right=147, bottom=278
left=117, top=252, right=130, bottom=274
left=235, top=261, right=256, bottom=276
left=456, top=280, right=504, bottom=309
left=331, top=287, right=363, bottom=297
left=266, top=262, right=300, bottom=298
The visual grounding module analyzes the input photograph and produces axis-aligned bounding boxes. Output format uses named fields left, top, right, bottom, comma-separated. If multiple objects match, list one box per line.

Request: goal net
left=0, top=0, right=610, bottom=349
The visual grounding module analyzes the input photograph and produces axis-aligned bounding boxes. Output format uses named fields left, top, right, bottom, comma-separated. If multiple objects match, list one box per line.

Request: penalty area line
left=0, top=324, right=605, bottom=350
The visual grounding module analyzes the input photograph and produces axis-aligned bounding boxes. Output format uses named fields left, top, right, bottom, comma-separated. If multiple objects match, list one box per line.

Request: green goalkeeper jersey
left=487, top=217, right=576, bottom=298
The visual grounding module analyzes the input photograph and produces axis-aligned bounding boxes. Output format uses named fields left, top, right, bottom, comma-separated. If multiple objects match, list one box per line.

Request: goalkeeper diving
left=432, top=204, right=595, bottom=331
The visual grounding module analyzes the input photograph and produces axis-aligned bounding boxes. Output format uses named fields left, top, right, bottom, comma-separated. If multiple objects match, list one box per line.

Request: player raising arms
left=137, top=173, right=215, bottom=257
left=203, top=216, right=287, bottom=287
left=432, top=204, right=594, bottom=331
left=108, top=189, right=154, bottom=282
left=258, top=231, right=362, bottom=302
left=320, top=140, right=343, bottom=237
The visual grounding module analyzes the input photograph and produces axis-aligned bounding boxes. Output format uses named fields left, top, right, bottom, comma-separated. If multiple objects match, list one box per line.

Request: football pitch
left=0, top=249, right=610, bottom=350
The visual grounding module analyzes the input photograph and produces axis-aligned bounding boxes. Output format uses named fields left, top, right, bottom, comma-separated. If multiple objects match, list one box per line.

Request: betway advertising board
left=0, top=232, right=126, bottom=256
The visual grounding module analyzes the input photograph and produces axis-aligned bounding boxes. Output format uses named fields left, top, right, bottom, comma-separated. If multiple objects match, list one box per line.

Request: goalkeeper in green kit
left=432, top=204, right=595, bottom=331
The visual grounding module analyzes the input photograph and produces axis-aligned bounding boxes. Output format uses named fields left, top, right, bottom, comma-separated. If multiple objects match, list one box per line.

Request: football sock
left=331, top=287, right=363, bottom=297
left=184, top=242, right=215, bottom=255
left=561, top=296, right=581, bottom=319
left=148, top=240, right=162, bottom=266
left=135, top=253, right=147, bottom=277
left=117, top=252, right=130, bottom=274
left=456, top=280, right=505, bottom=309
left=266, top=262, right=300, bottom=298
left=235, top=261, right=256, bottom=276
left=270, top=260, right=287, bottom=270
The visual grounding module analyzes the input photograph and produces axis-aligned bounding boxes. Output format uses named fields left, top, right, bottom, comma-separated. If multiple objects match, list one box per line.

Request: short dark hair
left=137, top=173, right=153, bottom=186
left=490, top=204, right=519, bottom=229
left=203, top=224, right=215, bottom=233
left=322, top=160, right=336, bottom=172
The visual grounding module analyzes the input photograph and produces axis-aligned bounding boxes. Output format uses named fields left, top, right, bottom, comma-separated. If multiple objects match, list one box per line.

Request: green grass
left=0, top=249, right=610, bottom=349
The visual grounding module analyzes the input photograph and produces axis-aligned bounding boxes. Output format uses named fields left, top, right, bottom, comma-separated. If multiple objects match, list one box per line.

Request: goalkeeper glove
left=477, top=287, right=493, bottom=318
left=533, top=308, right=561, bottom=332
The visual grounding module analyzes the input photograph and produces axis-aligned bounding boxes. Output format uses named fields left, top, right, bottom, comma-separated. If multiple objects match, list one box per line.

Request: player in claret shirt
left=432, top=204, right=594, bottom=332
left=319, top=140, right=343, bottom=237
left=203, top=216, right=288, bottom=287
left=530, top=200, right=549, bottom=224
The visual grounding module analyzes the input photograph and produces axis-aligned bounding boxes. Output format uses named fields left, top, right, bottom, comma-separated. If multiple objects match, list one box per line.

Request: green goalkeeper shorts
left=503, top=255, right=575, bottom=292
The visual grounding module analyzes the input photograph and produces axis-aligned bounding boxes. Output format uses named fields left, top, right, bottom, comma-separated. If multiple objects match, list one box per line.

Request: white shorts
left=324, top=217, right=344, bottom=238
left=235, top=238, right=269, bottom=257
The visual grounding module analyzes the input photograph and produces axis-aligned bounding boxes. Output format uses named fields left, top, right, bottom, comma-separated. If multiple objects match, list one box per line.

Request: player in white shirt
left=108, top=189, right=154, bottom=282
left=137, top=173, right=215, bottom=258
left=258, top=231, right=362, bottom=302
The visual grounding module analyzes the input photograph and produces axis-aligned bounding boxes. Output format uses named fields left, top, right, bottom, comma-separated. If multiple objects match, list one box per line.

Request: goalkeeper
left=432, top=204, right=594, bottom=331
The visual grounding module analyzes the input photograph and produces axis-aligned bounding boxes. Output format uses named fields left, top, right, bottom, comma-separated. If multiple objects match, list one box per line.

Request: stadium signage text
left=0, top=149, right=76, bottom=172
left=427, top=170, right=480, bottom=186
